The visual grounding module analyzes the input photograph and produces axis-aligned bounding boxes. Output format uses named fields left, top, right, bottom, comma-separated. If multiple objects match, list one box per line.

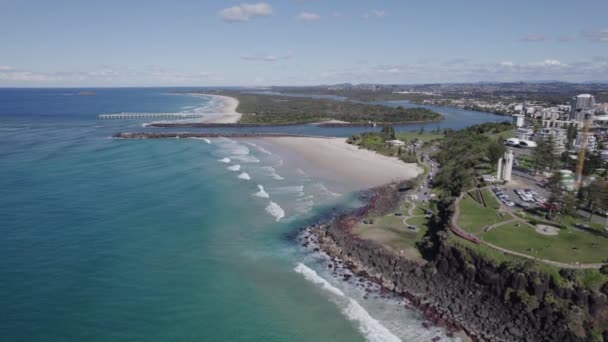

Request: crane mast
left=575, top=113, right=592, bottom=189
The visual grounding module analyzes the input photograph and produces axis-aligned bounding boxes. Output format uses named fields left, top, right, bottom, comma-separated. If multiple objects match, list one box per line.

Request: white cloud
left=297, top=12, right=321, bottom=22
left=558, top=34, right=577, bottom=42
left=219, top=3, right=272, bottom=22
left=362, top=10, right=386, bottom=20
left=521, top=33, right=548, bottom=42
left=582, top=29, right=608, bottom=43
left=241, top=51, right=293, bottom=62
left=315, top=58, right=608, bottom=84
left=372, top=10, right=386, bottom=17
left=242, top=54, right=277, bottom=61
left=541, top=59, right=561, bottom=66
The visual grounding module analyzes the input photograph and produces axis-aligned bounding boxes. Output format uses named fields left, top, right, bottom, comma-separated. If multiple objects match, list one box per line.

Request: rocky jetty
left=112, top=132, right=323, bottom=139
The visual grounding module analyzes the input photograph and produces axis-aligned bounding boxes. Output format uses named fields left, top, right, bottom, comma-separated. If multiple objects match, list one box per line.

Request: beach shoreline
left=259, top=137, right=423, bottom=190
left=187, top=93, right=242, bottom=123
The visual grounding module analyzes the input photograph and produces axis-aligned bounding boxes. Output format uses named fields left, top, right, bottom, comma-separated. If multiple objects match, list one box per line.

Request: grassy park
left=481, top=221, right=608, bottom=264
left=455, top=187, right=608, bottom=264
left=352, top=201, right=429, bottom=260
left=456, top=193, right=510, bottom=234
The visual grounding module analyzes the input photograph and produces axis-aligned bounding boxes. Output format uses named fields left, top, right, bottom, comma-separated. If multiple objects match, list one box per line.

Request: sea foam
left=294, top=263, right=401, bottom=342
left=230, top=155, right=260, bottom=163
left=227, top=164, right=241, bottom=172
left=253, top=185, right=270, bottom=198
left=188, top=137, right=211, bottom=144
left=272, top=185, right=305, bottom=196
left=238, top=172, right=251, bottom=180
left=265, top=201, right=285, bottom=221
left=219, top=158, right=231, bottom=163
left=262, top=166, right=284, bottom=180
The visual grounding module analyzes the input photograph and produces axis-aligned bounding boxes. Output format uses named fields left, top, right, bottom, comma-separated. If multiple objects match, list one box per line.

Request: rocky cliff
left=312, top=185, right=608, bottom=341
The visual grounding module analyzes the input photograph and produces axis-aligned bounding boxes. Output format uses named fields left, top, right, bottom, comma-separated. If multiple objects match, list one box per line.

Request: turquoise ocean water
left=0, top=89, right=506, bottom=341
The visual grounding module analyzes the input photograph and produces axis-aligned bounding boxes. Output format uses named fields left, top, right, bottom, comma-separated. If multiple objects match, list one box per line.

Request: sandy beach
left=188, top=93, right=242, bottom=123
left=261, top=137, right=422, bottom=189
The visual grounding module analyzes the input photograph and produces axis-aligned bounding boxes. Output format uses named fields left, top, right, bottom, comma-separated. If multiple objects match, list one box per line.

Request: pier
left=99, top=112, right=206, bottom=120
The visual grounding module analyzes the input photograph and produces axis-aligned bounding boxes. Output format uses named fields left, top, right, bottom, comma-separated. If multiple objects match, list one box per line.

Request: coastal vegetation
left=346, top=124, right=444, bottom=163
left=191, top=91, right=442, bottom=124
left=433, top=121, right=514, bottom=195
left=339, top=120, right=608, bottom=339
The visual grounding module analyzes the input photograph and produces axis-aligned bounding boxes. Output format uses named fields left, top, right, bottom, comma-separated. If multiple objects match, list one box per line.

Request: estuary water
left=0, top=88, right=506, bottom=341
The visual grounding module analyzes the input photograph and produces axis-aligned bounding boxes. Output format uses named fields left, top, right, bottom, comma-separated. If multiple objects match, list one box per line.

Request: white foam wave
left=253, top=185, right=270, bottom=198
left=214, top=138, right=251, bottom=157
left=313, top=183, right=342, bottom=198
left=219, top=158, right=231, bottom=163
left=262, top=166, right=284, bottom=180
left=230, top=154, right=260, bottom=163
left=227, top=164, right=241, bottom=172
left=188, top=137, right=211, bottom=144
left=238, top=172, right=251, bottom=180
left=294, top=199, right=315, bottom=213
left=294, top=263, right=401, bottom=342
left=271, top=185, right=305, bottom=197
left=265, top=201, right=285, bottom=221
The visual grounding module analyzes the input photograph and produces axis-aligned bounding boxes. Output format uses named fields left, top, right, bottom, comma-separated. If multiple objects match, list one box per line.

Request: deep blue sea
left=0, top=88, right=506, bottom=342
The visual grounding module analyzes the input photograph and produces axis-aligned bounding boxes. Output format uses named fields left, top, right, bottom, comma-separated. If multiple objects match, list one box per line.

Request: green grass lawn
left=457, top=196, right=511, bottom=234
left=395, top=132, right=444, bottom=143
left=413, top=201, right=432, bottom=216
left=445, top=232, right=607, bottom=290
left=484, top=128, right=515, bottom=140
left=482, top=188, right=501, bottom=208
left=352, top=213, right=428, bottom=260
left=481, top=222, right=608, bottom=264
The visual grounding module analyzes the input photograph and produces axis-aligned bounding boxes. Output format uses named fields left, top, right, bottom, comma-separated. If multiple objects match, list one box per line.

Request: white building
left=512, top=114, right=525, bottom=128
left=541, top=119, right=583, bottom=129
left=497, top=150, right=514, bottom=182
left=570, top=94, right=596, bottom=122
left=536, top=128, right=567, bottom=154
left=575, top=132, right=598, bottom=152
left=385, top=140, right=405, bottom=146
left=516, top=128, right=534, bottom=140
left=600, top=150, right=608, bottom=161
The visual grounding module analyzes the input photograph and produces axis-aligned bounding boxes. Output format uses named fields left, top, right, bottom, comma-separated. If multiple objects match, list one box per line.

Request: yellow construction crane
left=575, top=113, right=593, bottom=189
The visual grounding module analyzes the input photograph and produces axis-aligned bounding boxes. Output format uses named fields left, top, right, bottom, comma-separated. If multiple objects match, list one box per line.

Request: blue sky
left=0, top=0, right=607, bottom=86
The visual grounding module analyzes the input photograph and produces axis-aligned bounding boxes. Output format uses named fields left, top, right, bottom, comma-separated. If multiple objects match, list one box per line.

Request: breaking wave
left=227, top=164, right=241, bottom=172
left=271, top=185, right=305, bottom=197
left=265, top=201, right=285, bottom=221
left=262, top=166, right=284, bottom=180
left=294, top=263, right=401, bottom=342
left=253, top=185, right=270, bottom=198
left=238, top=172, right=251, bottom=180
left=219, top=158, right=231, bottom=163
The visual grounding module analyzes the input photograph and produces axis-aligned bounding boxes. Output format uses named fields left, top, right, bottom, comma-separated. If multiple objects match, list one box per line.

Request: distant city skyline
left=1, top=0, right=607, bottom=87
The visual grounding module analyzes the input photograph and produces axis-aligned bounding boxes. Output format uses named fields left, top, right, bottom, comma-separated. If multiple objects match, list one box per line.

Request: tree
left=579, top=180, right=608, bottom=220
left=565, top=124, right=577, bottom=150
left=583, top=151, right=604, bottom=176
left=381, top=123, right=396, bottom=139
left=532, top=136, right=558, bottom=174
left=547, top=172, right=577, bottom=217
left=487, top=138, right=506, bottom=170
